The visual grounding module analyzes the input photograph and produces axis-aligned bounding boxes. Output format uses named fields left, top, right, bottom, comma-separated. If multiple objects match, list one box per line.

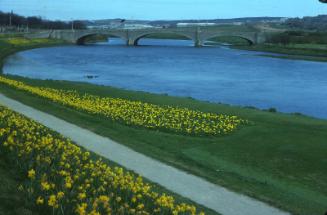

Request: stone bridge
left=27, top=27, right=268, bottom=46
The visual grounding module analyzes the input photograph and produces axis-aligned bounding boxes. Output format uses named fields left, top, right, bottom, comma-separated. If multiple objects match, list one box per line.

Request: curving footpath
left=0, top=94, right=290, bottom=215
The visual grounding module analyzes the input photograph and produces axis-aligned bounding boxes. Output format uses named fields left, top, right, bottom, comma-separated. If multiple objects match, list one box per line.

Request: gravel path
left=0, top=94, right=290, bottom=215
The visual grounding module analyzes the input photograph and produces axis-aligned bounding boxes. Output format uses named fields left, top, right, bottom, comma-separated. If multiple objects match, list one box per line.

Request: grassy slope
left=0, top=36, right=59, bottom=215
left=144, top=33, right=189, bottom=40
left=1, top=35, right=327, bottom=214
left=0, top=156, right=38, bottom=215
left=200, top=26, right=327, bottom=62
left=161, top=33, right=327, bottom=62
left=233, top=44, right=327, bottom=62
left=0, top=37, right=218, bottom=215
left=0, top=76, right=326, bottom=215
left=0, top=36, right=68, bottom=69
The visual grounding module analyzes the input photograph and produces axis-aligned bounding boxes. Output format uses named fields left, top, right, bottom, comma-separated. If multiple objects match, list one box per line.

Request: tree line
left=0, top=11, right=86, bottom=29
left=266, top=31, right=327, bottom=45
left=264, top=15, right=327, bottom=45
left=284, top=15, right=327, bottom=31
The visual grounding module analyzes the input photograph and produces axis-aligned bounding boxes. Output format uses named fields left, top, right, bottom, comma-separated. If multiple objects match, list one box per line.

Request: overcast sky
left=1, top=0, right=326, bottom=20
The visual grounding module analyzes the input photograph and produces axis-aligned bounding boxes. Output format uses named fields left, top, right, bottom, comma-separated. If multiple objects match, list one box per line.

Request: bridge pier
left=127, top=39, right=136, bottom=46
left=194, top=39, right=203, bottom=47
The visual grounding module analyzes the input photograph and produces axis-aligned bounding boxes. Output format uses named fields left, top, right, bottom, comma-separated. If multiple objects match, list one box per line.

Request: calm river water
left=3, top=38, right=327, bottom=119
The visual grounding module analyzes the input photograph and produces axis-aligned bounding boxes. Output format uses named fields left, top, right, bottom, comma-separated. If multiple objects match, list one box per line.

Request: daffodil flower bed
left=0, top=76, right=247, bottom=135
left=0, top=105, right=205, bottom=215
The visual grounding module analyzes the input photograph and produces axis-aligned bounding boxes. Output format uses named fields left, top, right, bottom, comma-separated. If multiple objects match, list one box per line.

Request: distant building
left=123, top=24, right=154, bottom=29
left=87, top=19, right=125, bottom=29
left=260, top=18, right=288, bottom=23
left=108, top=19, right=126, bottom=28
left=279, top=18, right=289, bottom=23
left=87, top=19, right=155, bottom=30
left=177, top=22, right=217, bottom=27
left=232, top=22, right=243, bottom=26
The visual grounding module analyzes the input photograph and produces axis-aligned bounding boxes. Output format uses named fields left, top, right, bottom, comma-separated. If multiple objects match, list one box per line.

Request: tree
left=0, top=10, right=86, bottom=29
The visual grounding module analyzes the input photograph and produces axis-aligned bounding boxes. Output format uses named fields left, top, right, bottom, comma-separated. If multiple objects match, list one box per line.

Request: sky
left=0, top=0, right=326, bottom=21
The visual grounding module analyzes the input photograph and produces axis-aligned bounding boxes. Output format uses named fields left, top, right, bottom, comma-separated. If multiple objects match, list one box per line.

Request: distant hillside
left=149, top=17, right=285, bottom=26
left=284, top=15, right=327, bottom=31
left=85, top=17, right=286, bottom=28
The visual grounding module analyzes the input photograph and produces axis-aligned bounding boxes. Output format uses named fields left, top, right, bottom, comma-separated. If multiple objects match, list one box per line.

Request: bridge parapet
left=44, top=28, right=268, bottom=47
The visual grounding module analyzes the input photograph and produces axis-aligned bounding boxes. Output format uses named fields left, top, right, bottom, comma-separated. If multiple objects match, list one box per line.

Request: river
left=3, top=38, right=327, bottom=119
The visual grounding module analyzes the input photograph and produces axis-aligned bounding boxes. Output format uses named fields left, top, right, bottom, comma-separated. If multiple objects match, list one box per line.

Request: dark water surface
left=3, top=38, right=327, bottom=119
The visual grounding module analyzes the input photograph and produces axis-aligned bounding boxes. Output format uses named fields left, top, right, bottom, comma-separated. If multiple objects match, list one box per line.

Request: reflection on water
left=3, top=38, right=327, bottom=119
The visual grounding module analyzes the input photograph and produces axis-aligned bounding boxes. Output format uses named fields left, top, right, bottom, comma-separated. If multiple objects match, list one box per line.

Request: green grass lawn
left=0, top=75, right=326, bottom=215
left=0, top=37, right=219, bottom=215
left=1, top=36, right=327, bottom=215
left=0, top=36, right=68, bottom=69
left=169, top=29, right=327, bottom=62
left=207, top=36, right=251, bottom=46
left=0, top=156, right=37, bottom=215
left=195, top=24, right=259, bottom=32
left=144, top=33, right=190, bottom=40
left=233, top=43, right=327, bottom=62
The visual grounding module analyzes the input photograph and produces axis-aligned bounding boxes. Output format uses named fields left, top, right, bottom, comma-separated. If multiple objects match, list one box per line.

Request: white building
left=123, top=24, right=154, bottom=29
left=177, top=23, right=217, bottom=27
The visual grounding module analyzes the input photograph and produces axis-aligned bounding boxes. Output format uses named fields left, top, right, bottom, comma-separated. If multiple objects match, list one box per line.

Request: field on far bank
left=141, top=26, right=327, bottom=62
left=234, top=43, right=327, bottom=62
left=0, top=35, right=67, bottom=69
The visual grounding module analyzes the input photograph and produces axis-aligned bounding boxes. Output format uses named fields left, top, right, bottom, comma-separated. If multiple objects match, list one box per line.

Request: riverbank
left=1, top=36, right=327, bottom=215
left=0, top=36, right=67, bottom=215
left=232, top=43, right=327, bottom=62
left=145, top=33, right=327, bottom=62
left=0, top=36, right=220, bottom=214
left=0, top=36, right=70, bottom=70
left=0, top=74, right=326, bottom=215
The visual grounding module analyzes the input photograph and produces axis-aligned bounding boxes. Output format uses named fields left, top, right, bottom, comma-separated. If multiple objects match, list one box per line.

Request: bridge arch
left=76, top=33, right=127, bottom=45
left=202, top=34, right=256, bottom=46
left=132, top=32, right=195, bottom=46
